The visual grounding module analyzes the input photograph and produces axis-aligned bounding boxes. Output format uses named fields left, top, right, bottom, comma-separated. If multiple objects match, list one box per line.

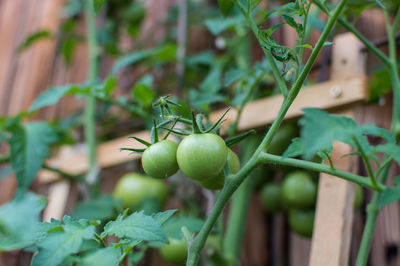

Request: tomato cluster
left=258, top=122, right=364, bottom=238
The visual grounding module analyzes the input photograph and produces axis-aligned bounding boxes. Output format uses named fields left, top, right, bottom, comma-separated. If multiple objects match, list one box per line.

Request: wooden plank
left=210, top=76, right=367, bottom=132
left=38, top=76, right=367, bottom=183
left=309, top=33, right=365, bottom=266
left=42, top=181, right=70, bottom=222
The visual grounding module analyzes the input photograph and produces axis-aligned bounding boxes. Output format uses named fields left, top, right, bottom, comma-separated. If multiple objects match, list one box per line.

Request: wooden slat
left=210, top=76, right=367, bottom=132
left=42, top=181, right=70, bottom=222
left=38, top=76, right=368, bottom=183
left=309, top=33, right=365, bottom=266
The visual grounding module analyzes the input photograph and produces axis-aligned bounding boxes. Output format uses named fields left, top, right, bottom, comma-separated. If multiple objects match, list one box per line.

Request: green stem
left=233, top=0, right=289, bottom=97
left=314, top=0, right=391, bottom=67
left=85, top=0, right=99, bottom=194
left=352, top=137, right=379, bottom=189
left=356, top=162, right=391, bottom=266
left=186, top=1, right=347, bottom=264
left=42, top=165, right=84, bottom=181
left=385, top=9, right=400, bottom=137
left=258, top=153, right=384, bottom=191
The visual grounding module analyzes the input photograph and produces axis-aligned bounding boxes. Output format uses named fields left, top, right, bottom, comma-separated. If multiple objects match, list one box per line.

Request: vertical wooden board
left=309, top=33, right=365, bottom=266
left=309, top=142, right=355, bottom=266
left=42, top=181, right=71, bottom=222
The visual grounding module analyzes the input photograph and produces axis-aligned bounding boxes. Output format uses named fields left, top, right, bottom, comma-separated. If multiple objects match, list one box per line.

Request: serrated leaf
left=0, top=193, right=46, bottom=251
left=379, top=187, right=400, bottom=208
left=359, top=124, right=395, bottom=143
left=9, top=122, right=58, bottom=189
left=282, top=14, right=303, bottom=33
left=82, top=247, right=121, bottom=266
left=204, top=16, right=242, bottom=35
left=282, top=137, right=304, bottom=158
left=29, top=84, right=89, bottom=112
left=31, top=216, right=96, bottom=266
left=94, top=0, right=107, bottom=14
left=151, top=210, right=178, bottom=226
left=104, top=212, right=168, bottom=243
left=18, top=30, right=53, bottom=53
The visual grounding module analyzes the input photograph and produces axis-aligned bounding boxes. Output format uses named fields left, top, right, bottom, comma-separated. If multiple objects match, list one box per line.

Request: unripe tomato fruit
left=159, top=237, right=187, bottom=265
left=282, top=171, right=317, bottom=209
left=199, top=148, right=240, bottom=190
left=260, top=182, right=283, bottom=213
left=142, top=140, right=179, bottom=179
left=289, top=208, right=315, bottom=238
left=112, top=173, right=168, bottom=208
left=354, top=183, right=363, bottom=210
left=177, top=133, right=228, bottom=181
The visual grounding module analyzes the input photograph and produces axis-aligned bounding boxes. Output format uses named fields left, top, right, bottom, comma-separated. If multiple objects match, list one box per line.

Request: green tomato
left=289, top=208, right=315, bottom=238
left=267, top=122, right=298, bottom=156
left=142, top=140, right=179, bottom=179
left=112, top=173, right=168, bottom=209
left=159, top=237, right=187, bottom=265
left=260, top=182, right=283, bottom=213
left=354, top=184, right=363, bottom=210
left=282, top=171, right=317, bottom=209
left=177, top=133, right=228, bottom=181
left=199, top=148, right=240, bottom=190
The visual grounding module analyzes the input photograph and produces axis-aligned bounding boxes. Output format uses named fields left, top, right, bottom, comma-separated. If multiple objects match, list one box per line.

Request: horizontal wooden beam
left=38, top=76, right=367, bottom=183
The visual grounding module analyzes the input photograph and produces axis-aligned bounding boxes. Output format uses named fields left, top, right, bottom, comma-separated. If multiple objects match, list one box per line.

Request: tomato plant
left=0, top=0, right=399, bottom=266
left=112, top=173, right=168, bottom=209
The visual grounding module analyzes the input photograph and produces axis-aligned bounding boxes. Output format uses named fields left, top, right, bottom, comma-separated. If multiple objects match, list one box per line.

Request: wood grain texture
left=309, top=33, right=365, bottom=266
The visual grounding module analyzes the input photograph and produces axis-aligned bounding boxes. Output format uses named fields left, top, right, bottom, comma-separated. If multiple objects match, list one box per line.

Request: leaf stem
left=352, top=137, right=379, bottom=189
left=186, top=1, right=348, bottom=264
left=258, top=152, right=384, bottom=191
left=84, top=0, right=99, bottom=196
left=356, top=162, right=391, bottom=266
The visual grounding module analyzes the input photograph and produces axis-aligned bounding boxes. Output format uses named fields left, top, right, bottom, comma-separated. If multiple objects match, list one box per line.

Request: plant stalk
left=84, top=0, right=99, bottom=195
left=258, top=153, right=384, bottom=191
left=186, top=1, right=347, bottom=264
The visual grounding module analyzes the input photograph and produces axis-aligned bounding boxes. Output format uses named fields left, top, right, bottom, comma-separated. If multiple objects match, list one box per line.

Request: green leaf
left=379, top=176, right=400, bottom=208
left=151, top=210, right=178, bottom=226
left=282, top=137, right=304, bottom=158
left=0, top=193, right=46, bottom=251
left=374, top=144, right=400, bottom=165
left=200, top=68, right=222, bottom=93
left=368, top=68, right=394, bottom=103
left=359, top=124, right=395, bottom=143
left=31, top=216, right=96, bottom=266
left=204, top=16, right=242, bottom=35
left=9, top=122, right=58, bottom=189
left=94, top=0, right=107, bottom=14
left=112, top=44, right=176, bottom=75
left=282, top=14, right=303, bottom=34
left=103, top=211, right=168, bottom=243
left=162, top=216, right=205, bottom=239
left=82, top=247, right=121, bottom=266
left=29, top=84, right=89, bottom=112
left=71, top=196, right=120, bottom=221
left=132, top=75, right=155, bottom=107
left=186, top=51, right=214, bottom=67
left=18, top=30, right=53, bottom=53
left=224, top=69, right=247, bottom=87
